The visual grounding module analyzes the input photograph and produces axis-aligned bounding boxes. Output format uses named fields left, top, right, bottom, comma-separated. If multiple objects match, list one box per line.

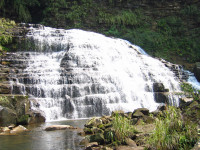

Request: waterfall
left=9, top=25, right=182, bottom=121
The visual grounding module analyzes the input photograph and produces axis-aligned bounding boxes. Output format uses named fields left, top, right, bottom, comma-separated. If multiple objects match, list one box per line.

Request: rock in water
left=10, top=125, right=28, bottom=134
left=44, top=125, right=77, bottom=131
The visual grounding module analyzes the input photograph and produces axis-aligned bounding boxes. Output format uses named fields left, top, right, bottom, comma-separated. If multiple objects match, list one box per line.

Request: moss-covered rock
left=89, top=133, right=105, bottom=144
left=85, top=117, right=103, bottom=128
left=0, top=106, right=17, bottom=126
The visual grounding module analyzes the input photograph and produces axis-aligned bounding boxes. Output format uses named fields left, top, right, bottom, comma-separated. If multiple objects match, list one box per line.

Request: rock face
left=193, top=62, right=200, bottom=82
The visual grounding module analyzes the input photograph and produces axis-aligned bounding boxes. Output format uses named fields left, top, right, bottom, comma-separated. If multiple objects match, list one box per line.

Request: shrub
left=147, top=106, right=198, bottom=150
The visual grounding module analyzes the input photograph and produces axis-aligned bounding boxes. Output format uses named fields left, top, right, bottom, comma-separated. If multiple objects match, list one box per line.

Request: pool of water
left=0, top=119, right=88, bottom=150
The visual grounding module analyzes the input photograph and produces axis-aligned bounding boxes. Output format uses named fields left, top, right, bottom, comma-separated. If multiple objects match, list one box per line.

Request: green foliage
left=147, top=106, right=198, bottom=150
left=0, top=18, right=16, bottom=54
left=0, top=0, right=39, bottom=22
left=107, top=113, right=137, bottom=144
left=98, top=10, right=139, bottom=26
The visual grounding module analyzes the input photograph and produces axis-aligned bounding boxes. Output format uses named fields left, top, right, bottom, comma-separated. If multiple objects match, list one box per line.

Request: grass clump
left=147, top=106, right=198, bottom=150
left=106, top=113, right=137, bottom=145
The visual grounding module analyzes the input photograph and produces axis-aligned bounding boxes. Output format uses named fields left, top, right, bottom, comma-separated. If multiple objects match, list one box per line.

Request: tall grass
left=147, top=106, right=198, bottom=150
left=107, top=113, right=137, bottom=144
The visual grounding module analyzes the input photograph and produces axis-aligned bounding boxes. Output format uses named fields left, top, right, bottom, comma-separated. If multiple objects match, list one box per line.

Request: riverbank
left=80, top=100, right=200, bottom=150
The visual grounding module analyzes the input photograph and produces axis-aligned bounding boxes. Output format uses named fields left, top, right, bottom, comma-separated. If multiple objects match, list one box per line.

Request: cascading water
left=10, top=25, right=182, bottom=121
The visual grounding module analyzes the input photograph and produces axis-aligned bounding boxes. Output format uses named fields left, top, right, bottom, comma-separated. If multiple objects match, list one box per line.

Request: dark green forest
left=0, top=0, right=200, bottom=67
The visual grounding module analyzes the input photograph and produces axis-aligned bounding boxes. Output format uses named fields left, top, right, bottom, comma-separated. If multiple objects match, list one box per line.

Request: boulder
left=85, top=117, right=102, bottom=128
left=89, top=133, right=105, bottom=144
left=0, top=106, right=17, bottom=126
left=44, top=125, right=77, bottom=131
left=193, top=62, right=200, bottom=82
left=10, top=125, right=28, bottom=134
left=132, top=108, right=149, bottom=119
left=27, top=110, right=45, bottom=124
left=125, top=138, right=137, bottom=147
left=153, top=83, right=165, bottom=92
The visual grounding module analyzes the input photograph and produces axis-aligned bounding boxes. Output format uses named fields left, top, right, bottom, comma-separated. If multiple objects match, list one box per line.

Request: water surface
left=0, top=119, right=87, bottom=150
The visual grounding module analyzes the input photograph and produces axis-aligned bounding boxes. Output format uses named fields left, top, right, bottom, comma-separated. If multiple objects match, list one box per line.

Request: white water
left=12, top=25, right=183, bottom=121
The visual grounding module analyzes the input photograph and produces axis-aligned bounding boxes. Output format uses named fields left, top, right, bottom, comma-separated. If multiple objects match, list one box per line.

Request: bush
left=147, top=106, right=198, bottom=150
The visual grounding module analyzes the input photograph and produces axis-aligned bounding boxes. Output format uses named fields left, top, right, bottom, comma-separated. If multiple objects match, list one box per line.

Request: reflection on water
left=0, top=119, right=87, bottom=150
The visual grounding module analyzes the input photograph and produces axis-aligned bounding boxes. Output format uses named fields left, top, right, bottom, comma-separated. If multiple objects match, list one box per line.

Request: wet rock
left=154, top=92, right=168, bottom=103
left=27, top=110, right=45, bottom=124
left=2, top=127, right=11, bottom=134
left=153, top=83, right=165, bottom=92
left=0, top=106, right=17, bottom=126
left=44, top=125, right=77, bottom=131
left=10, top=125, right=28, bottom=134
left=193, top=62, right=200, bottom=82
left=0, top=125, right=28, bottom=135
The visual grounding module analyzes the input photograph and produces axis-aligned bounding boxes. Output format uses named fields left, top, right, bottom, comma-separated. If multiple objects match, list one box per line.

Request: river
left=0, top=119, right=87, bottom=150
